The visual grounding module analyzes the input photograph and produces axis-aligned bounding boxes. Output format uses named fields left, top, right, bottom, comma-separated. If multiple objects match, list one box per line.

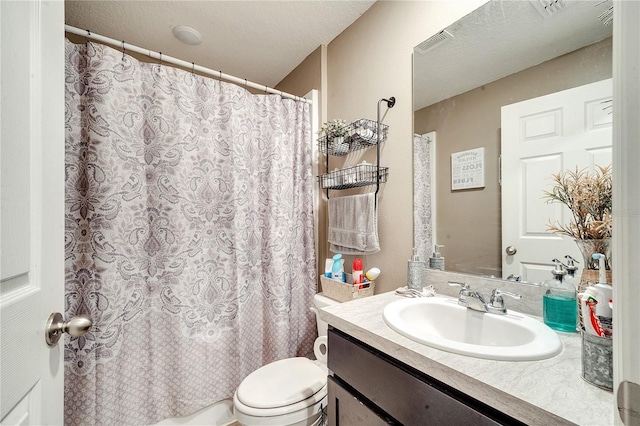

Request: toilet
left=233, top=293, right=338, bottom=426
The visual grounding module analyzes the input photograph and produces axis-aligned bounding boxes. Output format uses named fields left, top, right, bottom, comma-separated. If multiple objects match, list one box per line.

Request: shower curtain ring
left=158, top=52, right=162, bottom=71
left=264, top=85, right=268, bottom=94
left=122, top=41, right=126, bottom=60
left=191, top=62, right=195, bottom=75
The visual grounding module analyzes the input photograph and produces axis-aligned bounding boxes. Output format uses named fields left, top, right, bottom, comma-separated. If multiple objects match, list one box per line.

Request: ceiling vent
left=530, top=0, right=566, bottom=17
left=415, top=30, right=453, bottom=54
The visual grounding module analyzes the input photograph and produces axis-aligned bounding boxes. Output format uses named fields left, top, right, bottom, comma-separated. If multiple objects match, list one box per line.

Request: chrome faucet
left=448, top=282, right=521, bottom=315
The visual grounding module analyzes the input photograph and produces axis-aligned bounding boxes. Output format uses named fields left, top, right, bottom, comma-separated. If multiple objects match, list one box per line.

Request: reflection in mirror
left=413, top=0, right=613, bottom=282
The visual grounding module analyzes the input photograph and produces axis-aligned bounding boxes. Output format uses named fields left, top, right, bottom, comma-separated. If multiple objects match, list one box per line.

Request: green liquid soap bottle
left=542, top=258, right=577, bottom=333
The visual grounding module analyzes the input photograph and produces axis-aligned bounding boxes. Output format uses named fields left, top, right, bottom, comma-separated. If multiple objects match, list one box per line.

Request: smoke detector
left=172, top=25, right=202, bottom=45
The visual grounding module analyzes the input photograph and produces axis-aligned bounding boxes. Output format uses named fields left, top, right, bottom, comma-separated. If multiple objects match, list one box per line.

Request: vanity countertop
left=319, top=291, right=614, bottom=426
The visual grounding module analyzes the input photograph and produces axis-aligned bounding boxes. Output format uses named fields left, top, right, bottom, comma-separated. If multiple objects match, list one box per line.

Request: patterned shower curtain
left=64, top=39, right=317, bottom=425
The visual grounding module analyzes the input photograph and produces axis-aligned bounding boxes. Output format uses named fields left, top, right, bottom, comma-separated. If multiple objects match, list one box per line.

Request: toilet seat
left=236, top=357, right=326, bottom=411
left=233, top=357, right=328, bottom=425
left=233, top=384, right=326, bottom=418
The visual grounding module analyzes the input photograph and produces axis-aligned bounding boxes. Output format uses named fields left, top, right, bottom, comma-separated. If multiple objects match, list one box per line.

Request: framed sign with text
left=451, top=147, right=485, bottom=190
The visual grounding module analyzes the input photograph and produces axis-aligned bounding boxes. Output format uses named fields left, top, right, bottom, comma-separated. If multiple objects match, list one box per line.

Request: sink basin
left=382, top=297, right=562, bottom=361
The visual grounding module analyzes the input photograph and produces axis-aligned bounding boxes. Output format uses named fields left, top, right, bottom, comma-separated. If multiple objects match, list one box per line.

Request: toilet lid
left=236, top=357, right=327, bottom=409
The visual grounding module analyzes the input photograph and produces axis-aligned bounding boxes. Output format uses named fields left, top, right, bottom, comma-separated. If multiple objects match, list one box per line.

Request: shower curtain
left=64, top=39, right=317, bottom=425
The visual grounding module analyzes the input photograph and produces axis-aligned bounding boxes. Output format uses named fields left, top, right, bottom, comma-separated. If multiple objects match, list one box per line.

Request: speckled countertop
left=319, top=291, right=614, bottom=426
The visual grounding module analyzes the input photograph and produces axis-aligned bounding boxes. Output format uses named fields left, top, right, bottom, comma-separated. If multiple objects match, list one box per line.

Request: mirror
left=413, top=0, right=613, bottom=279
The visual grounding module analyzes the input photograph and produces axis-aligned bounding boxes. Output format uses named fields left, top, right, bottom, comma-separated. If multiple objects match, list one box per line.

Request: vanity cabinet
left=327, top=328, right=526, bottom=426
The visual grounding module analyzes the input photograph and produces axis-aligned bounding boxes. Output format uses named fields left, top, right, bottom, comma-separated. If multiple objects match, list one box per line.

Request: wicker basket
left=320, top=275, right=375, bottom=302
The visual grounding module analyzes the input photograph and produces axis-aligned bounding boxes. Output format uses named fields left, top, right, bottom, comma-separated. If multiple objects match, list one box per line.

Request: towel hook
left=374, top=96, right=396, bottom=209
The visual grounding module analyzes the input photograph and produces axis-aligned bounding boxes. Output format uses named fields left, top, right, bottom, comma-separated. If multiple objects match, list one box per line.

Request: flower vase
left=574, top=238, right=612, bottom=290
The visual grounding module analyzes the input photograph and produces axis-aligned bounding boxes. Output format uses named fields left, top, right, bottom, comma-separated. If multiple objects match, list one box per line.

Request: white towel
left=328, top=193, right=380, bottom=254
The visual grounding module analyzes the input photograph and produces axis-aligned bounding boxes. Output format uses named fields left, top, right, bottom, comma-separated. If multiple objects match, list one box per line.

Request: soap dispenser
left=563, top=255, right=580, bottom=290
left=428, top=245, right=445, bottom=270
left=407, top=248, right=425, bottom=291
left=542, top=258, right=577, bottom=332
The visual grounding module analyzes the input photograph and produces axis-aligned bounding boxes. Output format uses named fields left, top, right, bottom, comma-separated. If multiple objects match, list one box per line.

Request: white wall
left=324, top=0, right=487, bottom=294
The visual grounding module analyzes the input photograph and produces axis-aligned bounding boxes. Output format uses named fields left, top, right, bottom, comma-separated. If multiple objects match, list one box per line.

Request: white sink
left=382, top=297, right=562, bottom=361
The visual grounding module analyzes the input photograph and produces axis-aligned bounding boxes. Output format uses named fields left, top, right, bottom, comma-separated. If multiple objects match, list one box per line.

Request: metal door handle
left=505, top=245, right=517, bottom=256
left=45, top=312, right=92, bottom=346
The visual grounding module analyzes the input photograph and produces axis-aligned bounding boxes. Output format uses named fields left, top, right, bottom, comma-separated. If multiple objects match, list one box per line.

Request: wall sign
left=451, top=147, right=485, bottom=190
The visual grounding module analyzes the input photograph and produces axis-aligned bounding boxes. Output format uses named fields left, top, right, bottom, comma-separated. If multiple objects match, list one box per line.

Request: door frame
left=612, top=2, right=640, bottom=424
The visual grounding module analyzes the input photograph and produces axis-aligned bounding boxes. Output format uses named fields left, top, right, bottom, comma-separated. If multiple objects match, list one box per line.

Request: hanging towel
left=328, top=193, right=380, bottom=254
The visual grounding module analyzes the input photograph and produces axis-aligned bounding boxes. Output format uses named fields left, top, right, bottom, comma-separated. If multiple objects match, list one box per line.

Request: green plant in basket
left=319, top=119, right=350, bottom=155
left=319, top=119, right=349, bottom=138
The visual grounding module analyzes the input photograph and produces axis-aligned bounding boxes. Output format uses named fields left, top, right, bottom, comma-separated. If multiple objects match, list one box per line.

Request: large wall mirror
left=413, top=0, right=613, bottom=282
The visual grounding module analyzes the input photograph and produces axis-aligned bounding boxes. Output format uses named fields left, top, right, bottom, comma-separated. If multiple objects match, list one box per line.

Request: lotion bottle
left=542, top=259, right=577, bottom=332
left=407, top=248, right=425, bottom=291
left=331, top=253, right=344, bottom=282
left=591, top=253, right=613, bottom=323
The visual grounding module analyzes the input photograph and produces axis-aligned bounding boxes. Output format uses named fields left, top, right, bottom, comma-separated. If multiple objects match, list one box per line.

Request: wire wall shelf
left=317, top=97, right=395, bottom=207
left=317, top=119, right=389, bottom=156
left=318, top=165, right=389, bottom=190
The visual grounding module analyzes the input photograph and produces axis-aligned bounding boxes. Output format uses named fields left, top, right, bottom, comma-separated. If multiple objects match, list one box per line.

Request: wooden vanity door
left=327, top=377, right=393, bottom=426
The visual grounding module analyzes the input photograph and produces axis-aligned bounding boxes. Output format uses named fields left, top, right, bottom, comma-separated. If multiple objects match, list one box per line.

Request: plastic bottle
left=428, top=245, right=445, bottom=270
left=352, top=258, right=363, bottom=285
left=542, top=258, right=577, bottom=332
left=591, top=253, right=613, bottom=329
left=407, top=248, right=425, bottom=291
left=365, top=267, right=380, bottom=281
left=331, top=253, right=344, bottom=282
left=580, top=286, right=608, bottom=337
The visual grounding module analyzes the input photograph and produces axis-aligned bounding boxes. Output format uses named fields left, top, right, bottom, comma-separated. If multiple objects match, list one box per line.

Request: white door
left=1, top=1, right=65, bottom=424
left=501, top=79, right=612, bottom=284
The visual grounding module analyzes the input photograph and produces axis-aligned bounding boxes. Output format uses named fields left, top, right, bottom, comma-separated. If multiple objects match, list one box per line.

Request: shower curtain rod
left=65, top=25, right=311, bottom=104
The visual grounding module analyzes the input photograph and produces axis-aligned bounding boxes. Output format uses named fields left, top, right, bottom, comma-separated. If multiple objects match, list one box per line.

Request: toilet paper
left=313, top=336, right=328, bottom=363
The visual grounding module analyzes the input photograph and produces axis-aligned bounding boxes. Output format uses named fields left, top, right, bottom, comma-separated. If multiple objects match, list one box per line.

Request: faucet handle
left=491, top=289, right=522, bottom=300
left=488, top=289, right=522, bottom=314
left=448, top=282, right=470, bottom=306
left=448, top=281, right=470, bottom=291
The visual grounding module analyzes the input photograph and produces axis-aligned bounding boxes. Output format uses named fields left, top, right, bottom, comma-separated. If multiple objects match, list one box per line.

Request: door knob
left=505, top=246, right=517, bottom=256
left=45, top=312, right=92, bottom=346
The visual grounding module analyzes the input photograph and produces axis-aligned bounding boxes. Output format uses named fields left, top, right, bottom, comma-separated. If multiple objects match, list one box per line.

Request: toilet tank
left=312, top=293, right=339, bottom=336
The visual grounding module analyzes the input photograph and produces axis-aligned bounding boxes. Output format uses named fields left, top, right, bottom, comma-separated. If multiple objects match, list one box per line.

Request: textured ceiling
left=65, top=0, right=376, bottom=88
left=413, top=0, right=613, bottom=111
